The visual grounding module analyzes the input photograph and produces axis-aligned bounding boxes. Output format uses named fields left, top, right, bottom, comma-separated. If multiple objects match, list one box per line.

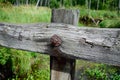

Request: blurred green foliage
left=99, top=20, right=120, bottom=28
left=0, top=5, right=51, bottom=23
left=50, top=0, right=60, bottom=8
left=85, top=65, right=120, bottom=80
left=77, top=61, right=120, bottom=80
left=0, top=46, right=50, bottom=80
left=0, top=47, right=10, bottom=65
left=0, top=0, right=119, bottom=10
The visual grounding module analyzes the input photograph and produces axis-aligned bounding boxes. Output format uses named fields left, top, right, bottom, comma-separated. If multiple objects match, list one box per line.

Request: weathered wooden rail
left=0, top=9, right=120, bottom=80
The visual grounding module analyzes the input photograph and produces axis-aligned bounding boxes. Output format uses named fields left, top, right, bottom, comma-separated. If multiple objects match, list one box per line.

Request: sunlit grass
left=0, top=5, right=51, bottom=80
left=0, top=5, right=51, bottom=23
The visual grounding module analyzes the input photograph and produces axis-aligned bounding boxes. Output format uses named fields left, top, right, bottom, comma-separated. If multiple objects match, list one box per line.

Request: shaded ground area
left=75, top=60, right=120, bottom=80
left=0, top=58, right=13, bottom=80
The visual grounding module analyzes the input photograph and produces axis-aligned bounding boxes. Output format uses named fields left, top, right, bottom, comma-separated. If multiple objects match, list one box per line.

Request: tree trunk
left=70, top=0, right=73, bottom=6
left=60, top=0, right=63, bottom=7
left=26, top=0, right=29, bottom=5
left=40, top=0, right=43, bottom=6
left=36, top=0, right=40, bottom=8
left=97, top=0, right=99, bottom=10
left=16, top=0, right=20, bottom=6
left=102, top=0, right=105, bottom=7
left=48, top=0, right=50, bottom=7
left=88, top=0, right=91, bottom=15
left=45, top=0, right=48, bottom=6
left=85, top=0, right=88, bottom=9
left=118, top=0, right=120, bottom=15
left=74, top=0, right=77, bottom=6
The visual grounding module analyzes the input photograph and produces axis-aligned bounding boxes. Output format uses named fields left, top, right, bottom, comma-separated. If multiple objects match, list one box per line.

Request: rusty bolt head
left=50, top=34, right=62, bottom=47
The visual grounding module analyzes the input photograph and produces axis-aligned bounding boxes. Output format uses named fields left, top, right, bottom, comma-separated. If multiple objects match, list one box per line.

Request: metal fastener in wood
left=50, top=34, right=62, bottom=47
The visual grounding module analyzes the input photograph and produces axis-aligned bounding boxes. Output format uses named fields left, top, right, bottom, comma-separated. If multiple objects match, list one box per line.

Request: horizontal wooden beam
left=0, top=23, right=120, bottom=66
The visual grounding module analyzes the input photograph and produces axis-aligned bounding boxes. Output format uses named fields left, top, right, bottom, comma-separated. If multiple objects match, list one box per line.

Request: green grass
left=0, top=5, right=51, bottom=23
left=99, top=19, right=120, bottom=28
left=71, top=6, right=118, bottom=19
left=80, top=9, right=120, bottom=28
left=0, top=5, right=51, bottom=80
left=76, top=60, right=120, bottom=80
left=80, top=9, right=118, bottom=19
left=0, top=46, right=50, bottom=80
left=70, top=6, right=120, bottom=27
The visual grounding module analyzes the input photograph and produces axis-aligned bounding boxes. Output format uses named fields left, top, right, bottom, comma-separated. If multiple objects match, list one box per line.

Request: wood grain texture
left=50, top=9, right=77, bottom=80
left=0, top=22, right=120, bottom=66
left=50, top=56, right=75, bottom=80
left=51, top=9, right=79, bottom=26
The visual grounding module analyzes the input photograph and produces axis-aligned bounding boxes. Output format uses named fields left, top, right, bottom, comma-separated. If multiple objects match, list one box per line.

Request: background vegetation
left=0, top=0, right=120, bottom=80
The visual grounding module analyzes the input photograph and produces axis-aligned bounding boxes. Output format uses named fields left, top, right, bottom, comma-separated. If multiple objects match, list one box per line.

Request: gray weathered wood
left=50, top=9, right=79, bottom=80
left=0, top=23, right=120, bottom=66
left=51, top=9, right=79, bottom=26
left=50, top=57, right=75, bottom=80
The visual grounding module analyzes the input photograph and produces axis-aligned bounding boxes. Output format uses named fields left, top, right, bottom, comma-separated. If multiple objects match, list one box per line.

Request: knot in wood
left=50, top=34, right=62, bottom=47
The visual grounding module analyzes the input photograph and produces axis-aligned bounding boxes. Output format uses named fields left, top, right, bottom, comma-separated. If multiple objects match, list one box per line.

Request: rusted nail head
left=50, top=34, right=62, bottom=47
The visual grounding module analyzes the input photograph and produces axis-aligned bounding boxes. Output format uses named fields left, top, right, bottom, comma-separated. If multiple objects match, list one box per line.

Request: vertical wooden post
left=50, top=9, right=79, bottom=80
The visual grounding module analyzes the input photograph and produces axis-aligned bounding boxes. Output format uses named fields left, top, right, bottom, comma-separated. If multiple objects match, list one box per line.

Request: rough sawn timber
left=0, top=23, right=120, bottom=66
left=50, top=9, right=78, bottom=80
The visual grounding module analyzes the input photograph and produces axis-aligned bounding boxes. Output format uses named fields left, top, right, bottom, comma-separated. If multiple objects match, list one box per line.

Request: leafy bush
left=85, top=67, right=108, bottom=80
left=0, top=1, right=12, bottom=8
left=0, top=46, right=50, bottom=79
left=50, top=0, right=60, bottom=8
left=110, top=73, right=120, bottom=80
left=0, top=47, right=10, bottom=65
left=79, top=64, right=120, bottom=80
